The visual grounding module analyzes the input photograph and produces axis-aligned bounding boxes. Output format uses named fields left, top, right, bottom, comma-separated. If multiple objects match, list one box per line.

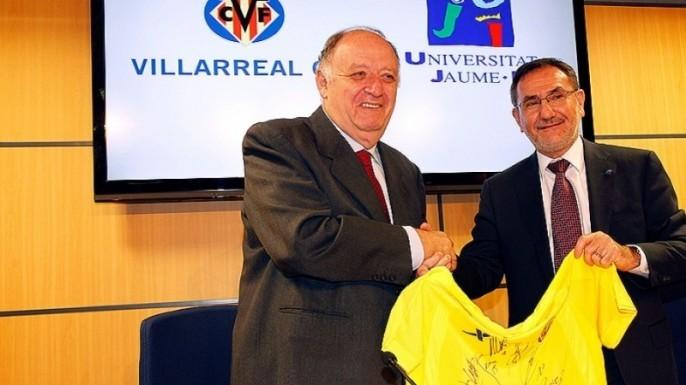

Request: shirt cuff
left=403, top=226, right=424, bottom=270
left=627, top=244, right=649, bottom=278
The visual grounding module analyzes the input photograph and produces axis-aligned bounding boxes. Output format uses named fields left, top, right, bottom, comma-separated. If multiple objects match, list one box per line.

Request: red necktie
left=355, top=150, right=390, bottom=222
left=548, top=159, right=582, bottom=271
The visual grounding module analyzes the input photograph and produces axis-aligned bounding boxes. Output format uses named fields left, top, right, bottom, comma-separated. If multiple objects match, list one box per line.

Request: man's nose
left=364, top=76, right=383, bottom=96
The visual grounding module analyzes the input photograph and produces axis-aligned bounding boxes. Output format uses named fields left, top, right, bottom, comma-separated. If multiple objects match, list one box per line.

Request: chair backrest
left=667, top=297, right=686, bottom=385
left=139, top=304, right=238, bottom=385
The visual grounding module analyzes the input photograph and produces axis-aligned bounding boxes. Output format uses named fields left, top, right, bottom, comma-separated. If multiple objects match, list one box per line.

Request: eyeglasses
left=517, top=89, right=579, bottom=112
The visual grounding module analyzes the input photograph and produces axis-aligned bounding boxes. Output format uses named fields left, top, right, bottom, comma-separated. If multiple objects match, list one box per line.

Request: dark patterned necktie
left=355, top=150, right=390, bottom=222
left=548, top=159, right=582, bottom=271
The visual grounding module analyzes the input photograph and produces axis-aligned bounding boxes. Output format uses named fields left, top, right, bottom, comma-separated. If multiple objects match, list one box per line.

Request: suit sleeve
left=637, top=152, right=686, bottom=287
left=453, top=179, right=506, bottom=298
left=242, top=122, right=417, bottom=285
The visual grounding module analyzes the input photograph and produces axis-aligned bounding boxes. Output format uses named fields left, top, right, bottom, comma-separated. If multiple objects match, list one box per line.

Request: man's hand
left=574, top=231, right=640, bottom=271
left=416, top=222, right=457, bottom=272
left=415, top=252, right=454, bottom=277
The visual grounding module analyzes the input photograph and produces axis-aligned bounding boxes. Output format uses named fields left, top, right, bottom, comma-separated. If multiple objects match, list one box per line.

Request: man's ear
left=575, top=88, right=586, bottom=118
left=315, top=70, right=328, bottom=99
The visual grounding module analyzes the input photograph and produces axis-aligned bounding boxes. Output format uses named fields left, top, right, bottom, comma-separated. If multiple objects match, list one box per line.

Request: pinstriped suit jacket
left=232, top=107, right=426, bottom=385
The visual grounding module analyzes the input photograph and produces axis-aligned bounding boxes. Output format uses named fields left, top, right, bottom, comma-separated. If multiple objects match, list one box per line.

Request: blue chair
left=139, top=303, right=238, bottom=385
left=667, top=296, right=686, bottom=385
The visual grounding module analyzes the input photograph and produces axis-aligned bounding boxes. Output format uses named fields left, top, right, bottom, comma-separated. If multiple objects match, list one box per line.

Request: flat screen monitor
left=92, top=0, right=594, bottom=202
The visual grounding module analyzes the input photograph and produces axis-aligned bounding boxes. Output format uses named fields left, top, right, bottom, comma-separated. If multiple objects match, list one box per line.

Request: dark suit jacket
left=455, top=139, right=686, bottom=385
left=231, top=107, right=426, bottom=385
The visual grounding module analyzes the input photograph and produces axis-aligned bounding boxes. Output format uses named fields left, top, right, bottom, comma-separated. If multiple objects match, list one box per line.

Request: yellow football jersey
left=382, top=253, right=636, bottom=385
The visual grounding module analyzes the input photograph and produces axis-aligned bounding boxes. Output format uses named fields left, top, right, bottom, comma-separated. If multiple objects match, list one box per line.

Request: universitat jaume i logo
left=427, top=0, right=514, bottom=47
left=205, top=0, right=285, bottom=45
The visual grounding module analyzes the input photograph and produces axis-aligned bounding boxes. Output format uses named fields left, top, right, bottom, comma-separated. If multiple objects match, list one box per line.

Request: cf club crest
left=205, top=0, right=285, bottom=45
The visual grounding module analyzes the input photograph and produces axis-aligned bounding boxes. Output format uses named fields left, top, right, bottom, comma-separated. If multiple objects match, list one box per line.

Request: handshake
left=415, top=222, right=457, bottom=277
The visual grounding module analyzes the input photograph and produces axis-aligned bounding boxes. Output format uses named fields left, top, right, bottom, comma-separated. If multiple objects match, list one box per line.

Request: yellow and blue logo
left=205, top=0, right=285, bottom=45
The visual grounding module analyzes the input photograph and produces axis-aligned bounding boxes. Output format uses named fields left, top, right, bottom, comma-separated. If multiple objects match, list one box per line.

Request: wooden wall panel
left=474, top=289, right=508, bottom=327
left=0, top=0, right=91, bottom=141
left=0, top=308, right=176, bottom=385
left=0, top=147, right=243, bottom=311
left=441, top=194, right=480, bottom=251
left=585, top=6, right=686, bottom=135
left=1, top=2, right=685, bottom=385
left=425, top=195, right=440, bottom=230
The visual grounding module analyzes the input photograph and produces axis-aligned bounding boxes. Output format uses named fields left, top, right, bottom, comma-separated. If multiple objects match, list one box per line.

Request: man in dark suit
left=453, top=58, right=686, bottom=385
left=231, top=27, right=455, bottom=385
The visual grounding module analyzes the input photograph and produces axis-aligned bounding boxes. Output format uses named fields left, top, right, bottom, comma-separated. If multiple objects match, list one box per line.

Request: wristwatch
left=627, top=245, right=642, bottom=270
